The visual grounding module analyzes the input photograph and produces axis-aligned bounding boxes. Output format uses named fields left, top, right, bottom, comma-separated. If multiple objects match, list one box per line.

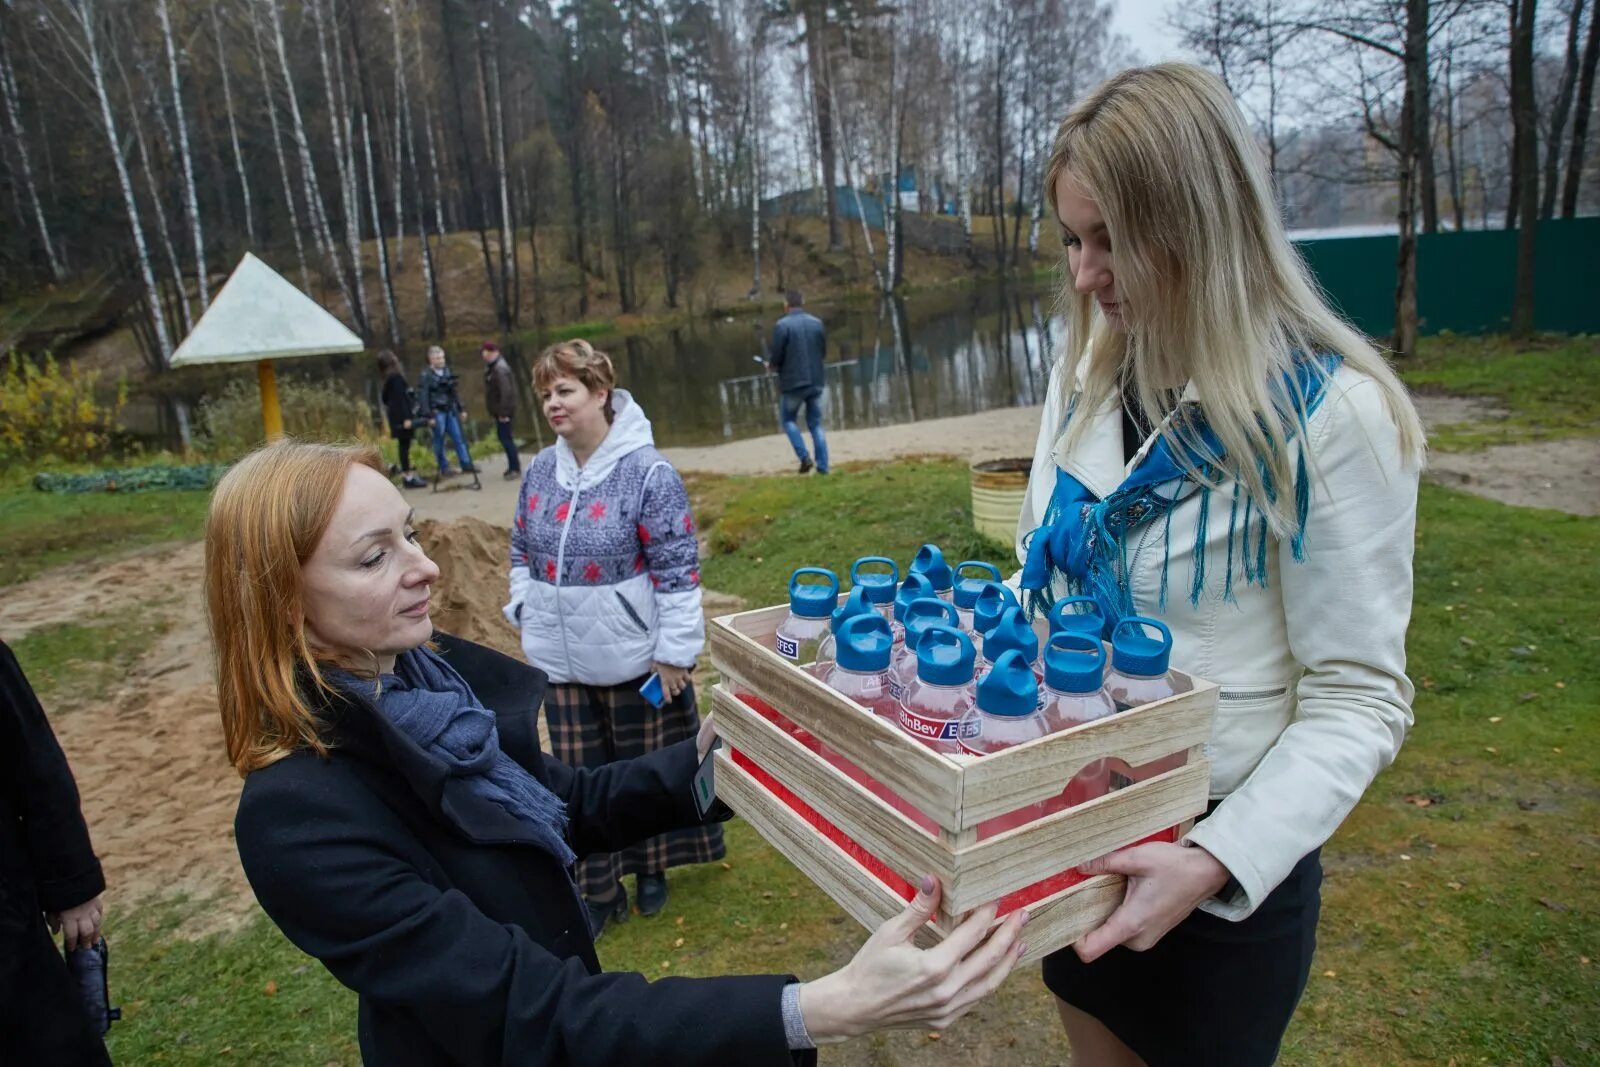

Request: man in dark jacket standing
left=419, top=346, right=477, bottom=476
left=482, top=341, right=521, bottom=480
left=0, top=640, right=112, bottom=1066
left=766, top=290, right=830, bottom=474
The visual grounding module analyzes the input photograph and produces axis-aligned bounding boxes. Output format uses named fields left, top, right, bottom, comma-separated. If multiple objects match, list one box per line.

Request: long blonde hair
left=1042, top=63, right=1424, bottom=535
left=205, top=439, right=385, bottom=775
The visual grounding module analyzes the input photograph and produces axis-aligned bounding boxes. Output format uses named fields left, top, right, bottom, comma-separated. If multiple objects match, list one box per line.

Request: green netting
left=32, top=464, right=225, bottom=494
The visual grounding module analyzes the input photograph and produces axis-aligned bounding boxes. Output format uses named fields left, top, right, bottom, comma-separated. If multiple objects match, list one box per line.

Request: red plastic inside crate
left=728, top=692, right=1179, bottom=921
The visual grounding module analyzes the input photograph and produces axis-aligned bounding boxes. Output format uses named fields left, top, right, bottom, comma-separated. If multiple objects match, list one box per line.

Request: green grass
left=8, top=611, right=171, bottom=710
left=0, top=481, right=210, bottom=588
left=1403, top=333, right=1600, bottom=451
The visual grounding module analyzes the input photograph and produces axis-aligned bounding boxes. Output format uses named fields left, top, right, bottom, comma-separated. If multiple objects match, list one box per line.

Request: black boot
left=798, top=457, right=813, bottom=475
left=636, top=872, right=669, bottom=917
left=585, top=888, right=629, bottom=942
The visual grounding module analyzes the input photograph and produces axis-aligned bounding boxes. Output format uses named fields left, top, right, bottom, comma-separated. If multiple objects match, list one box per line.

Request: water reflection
left=145, top=279, right=1062, bottom=452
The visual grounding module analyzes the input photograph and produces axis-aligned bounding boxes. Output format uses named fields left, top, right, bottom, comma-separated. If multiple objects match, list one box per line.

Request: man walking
left=481, top=341, right=521, bottom=480
left=418, top=345, right=477, bottom=476
left=766, top=289, right=830, bottom=474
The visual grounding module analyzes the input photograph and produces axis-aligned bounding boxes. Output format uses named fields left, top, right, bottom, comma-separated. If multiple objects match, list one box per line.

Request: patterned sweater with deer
left=503, top=392, right=704, bottom=686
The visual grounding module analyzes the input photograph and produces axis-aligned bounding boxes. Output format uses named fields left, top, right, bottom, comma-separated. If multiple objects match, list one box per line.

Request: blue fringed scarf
left=1019, top=353, right=1342, bottom=632
left=330, top=647, right=575, bottom=867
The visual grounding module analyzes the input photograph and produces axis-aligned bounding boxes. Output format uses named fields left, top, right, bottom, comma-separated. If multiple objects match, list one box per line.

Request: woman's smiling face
left=300, top=465, right=440, bottom=673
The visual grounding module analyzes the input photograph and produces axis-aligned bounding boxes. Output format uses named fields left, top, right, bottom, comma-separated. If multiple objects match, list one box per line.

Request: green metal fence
left=1294, top=216, right=1599, bottom=338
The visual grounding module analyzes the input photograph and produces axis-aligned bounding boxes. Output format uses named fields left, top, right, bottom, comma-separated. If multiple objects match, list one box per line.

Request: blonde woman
left=1014, top=64, right=1424, bottom=1066
left=214, top=441, right=1028, bottom=1067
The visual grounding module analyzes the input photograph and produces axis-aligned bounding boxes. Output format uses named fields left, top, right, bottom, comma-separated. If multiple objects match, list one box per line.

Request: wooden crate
left=708, top=601, right=1217, bottom=964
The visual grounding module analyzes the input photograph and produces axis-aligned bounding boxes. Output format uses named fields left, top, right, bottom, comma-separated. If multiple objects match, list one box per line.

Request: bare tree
left=1540, top=0, right=1587, bottom=217
left=249, top=0, right=311, bottom=291
left=157, top=0, right=208, bottom=309
left=1561, top=0, right=1599, bottom=215
left=0, top=25, right=65, bottom=281
left=1509, top=0, right=1538, bottom=337
left=210, top=4, right=255, bottom=246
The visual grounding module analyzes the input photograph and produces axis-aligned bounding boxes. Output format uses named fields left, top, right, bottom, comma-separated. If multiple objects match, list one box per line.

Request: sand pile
left=415, top=516, right=522, bottom=660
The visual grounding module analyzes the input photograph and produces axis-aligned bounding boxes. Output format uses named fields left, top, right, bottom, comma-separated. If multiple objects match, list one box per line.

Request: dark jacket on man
left=234, top=634, right=811, bottom=1067
left=0, top=640, right=111, bottom=1066
left=381, top=371, right=415, bottom=436
left=418, top=365, right=465, bottom=416
left=485, top=356, right=516, bottom=420
left=767, top=309, right=827, bottom=394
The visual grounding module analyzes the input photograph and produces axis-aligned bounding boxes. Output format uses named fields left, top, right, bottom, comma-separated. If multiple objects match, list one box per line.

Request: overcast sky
left=1111, top=0, right=1190, bottom=65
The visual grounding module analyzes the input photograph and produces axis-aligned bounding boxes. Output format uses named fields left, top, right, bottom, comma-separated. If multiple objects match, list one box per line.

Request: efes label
left=775, top=633, right=800, bottom=660
left=898, top=708, right=976, bottom=744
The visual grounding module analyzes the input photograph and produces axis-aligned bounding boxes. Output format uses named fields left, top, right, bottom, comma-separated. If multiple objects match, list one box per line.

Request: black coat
left=235, top=634, right=812, bottom=1067
left=418, top=365, right=465, bottom=416
left=382, top=372, right=415, bottom=435
left=766, top=309, right=827, bottom=395
left=0, top=640, right=111, bottom=1066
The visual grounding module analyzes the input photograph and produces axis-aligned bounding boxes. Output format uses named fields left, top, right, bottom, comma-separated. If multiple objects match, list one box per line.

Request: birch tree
left=249, top=0, right=311, bottom=290
left=157, top=0, right=208, bottom=309
left=0, top=27, right=64, bottom=281
left=210, top=4, right=255, bottom=246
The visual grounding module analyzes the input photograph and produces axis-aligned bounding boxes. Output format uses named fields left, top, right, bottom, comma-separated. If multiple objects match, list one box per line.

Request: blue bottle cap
left=982, top=605, right=1039, bottom=664
left=917, top=625, right=976, bottom=686
left=910, top=544, right=953, bottom=592
left=893, top=572, right=937, bottom=623
left=903, top=598, right=960, bottom=652
left=976, top=650, right=1038, bottom=717
left=952, top=560, right=1003, bottom=610
left=788, top=567, right=840, bottom=620
left=972, top=582, right=1019, bottom=637
left=830, top=586, right=873, bottom=634
left=1111, top=616, right=1174, bottom=677
left=1043, top=632, right=1108, bottom=694
left=851, top=556, right=901, bottom=606
left=836, top=613, right=893, bottom=672
left=1048, top=595, right=1106, bottom=639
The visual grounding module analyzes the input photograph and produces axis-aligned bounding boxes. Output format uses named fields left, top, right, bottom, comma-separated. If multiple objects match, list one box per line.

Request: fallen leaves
left=1323, top=969, right=1338, bottom=978
left=1537, top=898, right=1570, bottom=913
left=1517, top=692, right=1540, bottom=704
left=263, top=980, right=277, bottom=996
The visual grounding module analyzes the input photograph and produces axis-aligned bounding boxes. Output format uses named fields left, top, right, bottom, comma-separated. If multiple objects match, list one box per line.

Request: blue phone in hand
left=639, top=672, right=666, bottom=709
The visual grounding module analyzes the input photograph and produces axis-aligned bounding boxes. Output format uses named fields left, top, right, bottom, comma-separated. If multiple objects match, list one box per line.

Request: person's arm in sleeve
left=236, top=774, right=804, bottom=1067
left=417, top=372, right=435, bottom=417
left=639, top=464, right=703, bottom=671
left=766, top=319, right=788, bottom=376
left=504, top=475, right=534, bottom=628
left=1185, top=378, right=1420, bottom=918
left=537, top=736, right=724, bottom=857
left=0, top=641, right=105, bottom=915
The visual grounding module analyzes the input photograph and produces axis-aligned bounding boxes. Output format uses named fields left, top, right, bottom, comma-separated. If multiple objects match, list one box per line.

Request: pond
left=136, top=278, right=1065, bottom=453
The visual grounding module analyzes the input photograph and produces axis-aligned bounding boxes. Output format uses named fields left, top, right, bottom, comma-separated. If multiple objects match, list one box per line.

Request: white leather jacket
left=1015, top=360, right=1420, bottom=919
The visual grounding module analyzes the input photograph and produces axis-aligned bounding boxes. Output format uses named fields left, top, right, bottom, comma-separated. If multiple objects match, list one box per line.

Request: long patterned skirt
left=543, top=676, right=726, bottom=902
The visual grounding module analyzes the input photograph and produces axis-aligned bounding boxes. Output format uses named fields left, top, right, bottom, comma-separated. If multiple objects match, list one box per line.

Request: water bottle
left=890, top=572, right=937, bottom=647
left=821, top=613, right=898, bottom=722
left=977, top=604, right=1041, bottom=684
left=1039, top=633, right=1117, bottom=807
left=1105, top=616, right=1192, bottom=786
left=1048, top=595, right=1106, bottom=641
left=850, top=556, right=901, bottom=621
left=909, top=543, right=954, bottom=601
left=897, top=625, right=977, bottom=756
left=813, top=585, right=873, bottom=678
left=951, top=560, right=1002, bottom=631
left=889, top=597, right=960, bottom=703
left=958, top=650, right=1049, bottom=837
left=971, top=582, right=1018, bottom=649
left=775, top=567, right=839, bottom=665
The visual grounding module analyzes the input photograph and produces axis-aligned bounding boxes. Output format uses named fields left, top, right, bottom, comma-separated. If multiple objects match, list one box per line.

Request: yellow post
left=258, top=359, right=284, bottom=440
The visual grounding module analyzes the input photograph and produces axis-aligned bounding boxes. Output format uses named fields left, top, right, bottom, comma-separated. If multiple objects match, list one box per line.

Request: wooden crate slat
left=711, top=685, right=958, bottom=886
left=715, top=751, right=1126, bottom=964
left=713, top=751, right=942, bottom=951
left=955, top=684, right=1217, bottom=828
left=709, top=614, right=965, bottom=825
left=943, top=759, right=1211, bottom=908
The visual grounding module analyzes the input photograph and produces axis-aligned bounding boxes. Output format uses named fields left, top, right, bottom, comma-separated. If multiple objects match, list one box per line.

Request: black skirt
left=1041, top=840, right=1322, bottom=1067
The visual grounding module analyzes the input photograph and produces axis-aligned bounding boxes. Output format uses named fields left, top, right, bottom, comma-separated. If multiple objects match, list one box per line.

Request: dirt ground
left=2, top=390, right=1588, bottom=937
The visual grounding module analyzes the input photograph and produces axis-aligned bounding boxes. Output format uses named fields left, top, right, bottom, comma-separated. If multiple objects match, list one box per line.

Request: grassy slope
left=0, top=479, right=211, bottom=588
left=1402, top=333, right=1600, bottom=451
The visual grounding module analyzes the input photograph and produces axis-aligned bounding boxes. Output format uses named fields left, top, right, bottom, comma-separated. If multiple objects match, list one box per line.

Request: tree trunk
left=1393, top=74, right=1419, bottom=359
left=802, top=2, right=841, bottom=250
left=1509, top=0, right=1539, bottom=338
left=250, top=0, right=312, bottom=291
left=1443, top=43, right=1465, bottom=232
left=72, top=0, right=173, bottom=365
left=344, top=3, right=401, bottom=345
left=748, top=40, right=763, bottom=298
left=956, top=38, right=973, bottom=263
left=482, top=18, right=517, bottom=332
left=118, top=50, right=192, bottom=338
left=311, top=0, right=369, bottom=336
left=157, top=0, right=208, bottom=309
left=1540, top=0, right=1586, bottom=218
left=0, top=29, right=64, bottom=281
left=1561, top=0, right=1599, bottom=217
left=210, top=5, right=255, bottom=246
left=440, top=0, right=504, bottom=328
left=1408, top=0, right=1437, bottom=234
left=266, top=0, right=363, bottom=329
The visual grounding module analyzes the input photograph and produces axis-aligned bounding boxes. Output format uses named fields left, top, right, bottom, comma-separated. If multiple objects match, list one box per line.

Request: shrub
left=0, top=351, right=127, bottom=465
left=196, top=376, right=378, bottom=459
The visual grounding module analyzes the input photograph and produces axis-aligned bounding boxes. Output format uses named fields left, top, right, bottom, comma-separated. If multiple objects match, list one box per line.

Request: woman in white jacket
left=1017, top=65, right=1425, bottom=1066
left=504, top=340, right=720, bottom=939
